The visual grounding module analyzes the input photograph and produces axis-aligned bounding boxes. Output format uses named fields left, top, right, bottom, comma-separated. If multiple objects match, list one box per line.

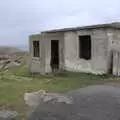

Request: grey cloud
left=0, top=0, right=120, bottom=46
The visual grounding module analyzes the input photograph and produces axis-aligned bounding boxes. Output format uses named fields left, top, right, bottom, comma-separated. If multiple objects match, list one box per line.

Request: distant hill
left=16, top=45, right=28, bottom=51
left=0, top=46, right=22, bottom=54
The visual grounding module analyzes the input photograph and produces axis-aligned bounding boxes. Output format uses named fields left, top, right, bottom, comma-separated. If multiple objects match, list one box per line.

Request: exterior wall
left=112, top=51, right=120, bottom=76
left=29, top=34, right=45, bottom=74
left=64, top=28, right=109, bottom=74
left=107, top=29, right=120, bottom=75
left=42, top=32, right=64, bottom=73
left=29, top=28, right=120, bottom=75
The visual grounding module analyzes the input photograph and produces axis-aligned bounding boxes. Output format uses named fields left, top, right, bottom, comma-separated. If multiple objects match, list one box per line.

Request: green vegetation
left=0, top=65, right=119, bottom=117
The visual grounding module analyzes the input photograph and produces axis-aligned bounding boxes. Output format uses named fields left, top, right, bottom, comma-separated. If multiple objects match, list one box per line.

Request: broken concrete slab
left=24, top=90, right=74, bottom=108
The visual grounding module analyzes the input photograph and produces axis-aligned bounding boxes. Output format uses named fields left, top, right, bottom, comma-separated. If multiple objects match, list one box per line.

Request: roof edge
left=42, top=22, right=120, bottom=33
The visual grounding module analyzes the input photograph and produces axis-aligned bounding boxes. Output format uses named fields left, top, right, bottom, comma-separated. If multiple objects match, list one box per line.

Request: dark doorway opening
left=51, top=40, right=59, bottom=72
left=79, top=35, right=91, bottom=60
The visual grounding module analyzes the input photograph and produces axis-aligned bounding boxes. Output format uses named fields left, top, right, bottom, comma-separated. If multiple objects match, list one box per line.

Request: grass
left=0, top=65, right=120, bottom=118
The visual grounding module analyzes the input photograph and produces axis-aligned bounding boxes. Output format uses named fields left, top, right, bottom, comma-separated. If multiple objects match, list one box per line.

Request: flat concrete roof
left=42, top=22, right=120, bottom=33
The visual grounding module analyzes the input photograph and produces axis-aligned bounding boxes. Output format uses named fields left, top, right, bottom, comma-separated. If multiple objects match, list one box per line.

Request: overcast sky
left=0, top=0, right=120, bottom=46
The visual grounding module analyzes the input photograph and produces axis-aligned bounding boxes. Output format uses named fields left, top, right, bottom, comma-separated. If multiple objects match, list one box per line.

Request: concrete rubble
left=0, top=110, right=19, bottom=120
left=24, top=90, right=74, bottom=108
left=0, top=54, right=25, bottom=71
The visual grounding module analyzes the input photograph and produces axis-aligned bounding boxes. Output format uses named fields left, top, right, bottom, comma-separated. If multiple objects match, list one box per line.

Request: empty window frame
left=79, top=35, right=91, bottom=60
left=33, top=41, right=40, bottom=57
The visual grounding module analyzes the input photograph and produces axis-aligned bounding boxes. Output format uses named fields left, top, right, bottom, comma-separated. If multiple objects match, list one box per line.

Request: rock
left=24, top=90, right=46, bottom=108
left=24, top=90, right=74, bottom=108
left=0, top=110, right=19, bottom=120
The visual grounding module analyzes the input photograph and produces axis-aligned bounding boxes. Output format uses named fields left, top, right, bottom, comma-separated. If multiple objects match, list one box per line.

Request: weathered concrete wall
left=112, top=51, right=120, bottom=76
left=29, top=28, right=120, bottom=75
left=107, top=29, right=120, bottom=75
left=29, top=34, right=45, bottom=74
left=64, top=28, right=109, bottom=74
left=42, top=32, right=64, bottom=73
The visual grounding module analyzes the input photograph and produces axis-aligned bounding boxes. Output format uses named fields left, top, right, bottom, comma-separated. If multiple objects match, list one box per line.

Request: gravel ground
left=0, top=110, right=18, bottom=120
left=28, top=84, right=120, bottom=120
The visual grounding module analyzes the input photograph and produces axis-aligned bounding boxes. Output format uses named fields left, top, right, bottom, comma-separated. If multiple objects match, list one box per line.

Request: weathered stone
left=0, top=110, right=18, bottom=120
left=24, top=90, right=74, bottom=108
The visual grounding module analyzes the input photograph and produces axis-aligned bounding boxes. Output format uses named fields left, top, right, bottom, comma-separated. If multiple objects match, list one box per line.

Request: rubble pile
left=0, top=54, right=26, bottom=71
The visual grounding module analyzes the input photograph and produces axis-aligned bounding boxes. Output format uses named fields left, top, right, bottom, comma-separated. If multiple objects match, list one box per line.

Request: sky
left=0, top=0, right=120, bottom=47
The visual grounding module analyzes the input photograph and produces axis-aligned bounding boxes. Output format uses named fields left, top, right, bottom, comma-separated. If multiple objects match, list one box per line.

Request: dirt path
left=28, top=84, right=120, bottom=120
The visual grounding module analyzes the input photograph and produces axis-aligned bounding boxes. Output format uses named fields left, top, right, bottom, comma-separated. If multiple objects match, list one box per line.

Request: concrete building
left=29, top=22, right=120, bottom=75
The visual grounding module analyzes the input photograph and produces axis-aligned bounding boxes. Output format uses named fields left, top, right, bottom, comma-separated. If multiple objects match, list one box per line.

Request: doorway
left=51, top=40, right=59, bottom=71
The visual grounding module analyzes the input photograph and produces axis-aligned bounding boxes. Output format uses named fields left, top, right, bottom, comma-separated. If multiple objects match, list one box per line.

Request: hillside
left=0, top=46, right=28, bottom=71
left=0, top=46, right=22, bottom=54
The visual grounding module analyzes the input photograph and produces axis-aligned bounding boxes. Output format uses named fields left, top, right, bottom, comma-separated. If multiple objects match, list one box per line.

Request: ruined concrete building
left=29, top=22, right=120, bottom=75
